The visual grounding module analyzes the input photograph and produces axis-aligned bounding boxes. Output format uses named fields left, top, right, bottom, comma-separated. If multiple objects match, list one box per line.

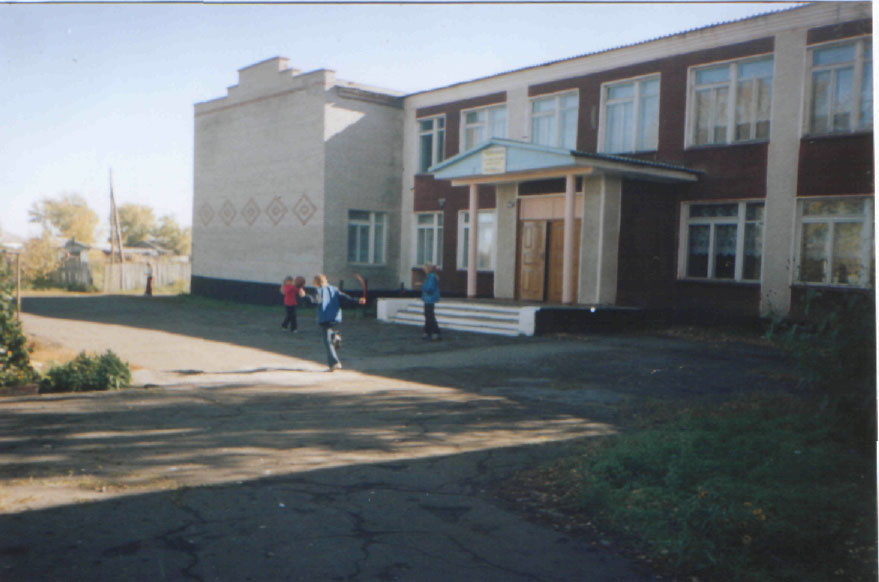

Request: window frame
left=677, top=199, right=765, bottom=283
left=413, top=211, right=443, bottom=268
left=456, top=209, right=497, bottom=272
left=804, top=36, right=873, bottom=136
left=417, top=115, right=446, bottom=174
left=460, top=104, right=507, bottom=152
left=598, top=73, right=661, bottom=154
left=794, top=196, right=874, bottom=288
left=530, top=89, right=579, bottom=150
left=685, top=54, right=774, bottom=148
left=347, top=210, right=387, bottom=266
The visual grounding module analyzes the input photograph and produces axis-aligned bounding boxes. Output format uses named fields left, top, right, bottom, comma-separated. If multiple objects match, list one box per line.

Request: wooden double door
left=518, top=219, right=580, bottom=303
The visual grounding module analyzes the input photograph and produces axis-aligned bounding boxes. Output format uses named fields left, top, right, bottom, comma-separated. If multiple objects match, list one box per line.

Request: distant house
left=193, top=3, right=873, bottom=318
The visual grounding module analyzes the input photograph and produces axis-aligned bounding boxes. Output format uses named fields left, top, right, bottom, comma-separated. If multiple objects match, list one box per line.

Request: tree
left=28, top=193, right=98, bottom=244
left=117, top=203, right=156, bottom=246
left=20, top=230, right=60, bottom=285
left=0, top=260, right=38, bottom=386
left=151, top=215, right=191, bottom=256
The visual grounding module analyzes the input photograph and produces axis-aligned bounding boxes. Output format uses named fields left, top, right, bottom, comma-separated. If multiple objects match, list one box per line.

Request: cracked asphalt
left=0, top=295, right=796, bottom=581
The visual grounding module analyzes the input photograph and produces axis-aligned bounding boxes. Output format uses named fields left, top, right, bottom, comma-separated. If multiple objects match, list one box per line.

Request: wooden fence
left=103, top=261, right=191, bottom=293
left=52, top=260, right=191, bottom=293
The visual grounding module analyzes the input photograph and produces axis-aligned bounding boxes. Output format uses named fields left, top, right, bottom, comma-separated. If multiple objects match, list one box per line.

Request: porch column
left=467, top=183, right=479, bottom=298
left=562, top=173, right=576, bottom=304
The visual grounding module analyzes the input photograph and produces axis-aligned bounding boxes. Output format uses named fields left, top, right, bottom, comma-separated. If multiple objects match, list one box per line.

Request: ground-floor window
left=415, top=212, right=443, bottom=267
left=796, top=196, right=874, bottom=287
left=348, top=210, right=386, bottom=265
left=457, top=210, right=496, bottom=271
left=680, top=200, right=764, bottom=281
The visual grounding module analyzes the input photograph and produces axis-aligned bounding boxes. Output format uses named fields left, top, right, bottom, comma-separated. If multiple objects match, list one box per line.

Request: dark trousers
left=281, top=305, right=298, bottom=331
left=145, top=276, right=153, bottom=296
left=423, top=303, right=440, bottom=336
left=320, top=322, right=340, bottom=367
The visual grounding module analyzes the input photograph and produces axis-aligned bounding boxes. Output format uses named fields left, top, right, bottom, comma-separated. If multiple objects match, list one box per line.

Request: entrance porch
left=428, top=139, right=700, bottom=307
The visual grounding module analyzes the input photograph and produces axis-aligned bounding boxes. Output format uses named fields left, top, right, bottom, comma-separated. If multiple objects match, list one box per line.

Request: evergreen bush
left=0, top=261, right=37, bottom=386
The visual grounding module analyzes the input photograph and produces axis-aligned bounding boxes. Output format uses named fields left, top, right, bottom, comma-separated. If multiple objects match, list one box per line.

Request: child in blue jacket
left=299, top=274, right=365, bottom=371
left=421, top=264, right=441, bottom=341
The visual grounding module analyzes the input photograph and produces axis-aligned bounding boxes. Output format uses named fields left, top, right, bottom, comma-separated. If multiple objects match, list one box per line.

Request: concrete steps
left=377, top=299, right=538, bottom=336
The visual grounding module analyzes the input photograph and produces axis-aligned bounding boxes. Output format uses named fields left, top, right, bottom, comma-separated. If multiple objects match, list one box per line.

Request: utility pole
left=109, top=170, right=125, bottom=291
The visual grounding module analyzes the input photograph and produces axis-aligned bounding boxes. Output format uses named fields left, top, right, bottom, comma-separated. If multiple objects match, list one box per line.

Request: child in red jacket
left=280, top=276, right=304, bottom=333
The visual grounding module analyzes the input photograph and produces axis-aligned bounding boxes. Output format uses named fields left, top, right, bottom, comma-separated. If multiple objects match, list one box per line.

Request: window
left=347, top=210, right=385, bottom=264
left=462, top=105, right=507, bottom=151
left=531, top=91, right=578, bottom=149
left=807, top=37, right=873, bottom=135
left=689, top=56, right=773, bottom=146
left=797, top=197, right=874, bottom=287
left=415, top=212, right=443, bottom=267
left=601, top=75, right=660, bottom=153
left=418, top=116, right=445, bottom=173
left=682, top=201, right=764, bottom=281
left=457, top=210, right=496, bottom=271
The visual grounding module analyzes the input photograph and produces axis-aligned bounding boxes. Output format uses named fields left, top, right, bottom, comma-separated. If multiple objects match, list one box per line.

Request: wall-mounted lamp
left=438, top=198, right=446, bottom=209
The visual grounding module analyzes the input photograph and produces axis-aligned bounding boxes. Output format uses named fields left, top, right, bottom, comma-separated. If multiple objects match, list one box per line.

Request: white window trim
left=530, top=89, right=579, bottom=149
left=417, top=114, right=446, bottom=174
left=460, top=104, right=507, bottom=152
left=413, top=211, right=443, bottom=268
left=803, top=35, right=873, bottom=137
left=457, top=209, right=497, bottom=272
left=684, top=54, right=774, bottom=148
left=598, top=73, right=661, bottom=154
left=794, top=196, right=874, bottom=288
left=348, top=210, right=387, bottom=266
left=677, top=199, right=765, bottom=282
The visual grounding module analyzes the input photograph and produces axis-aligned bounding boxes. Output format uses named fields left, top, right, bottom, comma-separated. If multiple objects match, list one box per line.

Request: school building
left=192, top=2, right=874, bottom=321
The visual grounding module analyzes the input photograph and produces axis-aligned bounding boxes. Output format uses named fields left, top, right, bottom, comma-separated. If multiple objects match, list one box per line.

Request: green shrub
left=0, top=261, right=38, bottom=386
left=766, top=291, right=875, bottom=450
left=39, top=351, right=131, bottom=393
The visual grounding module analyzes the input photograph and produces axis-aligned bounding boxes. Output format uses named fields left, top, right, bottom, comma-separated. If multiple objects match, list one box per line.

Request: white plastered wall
left=323, top=86, right=404, bottom=289
left=193, top=61, right=328, bottom=285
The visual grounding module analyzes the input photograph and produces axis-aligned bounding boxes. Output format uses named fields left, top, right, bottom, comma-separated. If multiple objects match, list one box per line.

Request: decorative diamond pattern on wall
left=293, top=194, right=317, bottom=225
left=266, top=196, right=288, bottom=226
left=242, top=198, right=261, bottom=225
left=220, top=201, right=237, bottom=226
left=199, top=202, right=215, bottom=226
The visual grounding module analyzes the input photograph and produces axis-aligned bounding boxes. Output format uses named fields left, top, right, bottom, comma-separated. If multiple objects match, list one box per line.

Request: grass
left=511, top=395, right=877, bottom=582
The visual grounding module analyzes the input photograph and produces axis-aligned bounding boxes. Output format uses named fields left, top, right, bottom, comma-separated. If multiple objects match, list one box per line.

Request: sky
left=1, top=1, right=805, bottom=242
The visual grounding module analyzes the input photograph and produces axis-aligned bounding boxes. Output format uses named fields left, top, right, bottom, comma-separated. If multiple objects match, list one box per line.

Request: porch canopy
left=429, top=138, right=700, bottom=303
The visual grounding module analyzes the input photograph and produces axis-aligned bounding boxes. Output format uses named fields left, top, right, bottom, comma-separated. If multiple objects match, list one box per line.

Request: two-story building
left=193, top=2, right=873, bottom=319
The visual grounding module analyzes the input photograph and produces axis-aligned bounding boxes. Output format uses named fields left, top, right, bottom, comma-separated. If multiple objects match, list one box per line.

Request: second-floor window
left=689, top=56, right=773, bottom=146
left=462, top=105, right=507, bottom=151
left=348, top=210, right=385, bottom=264
left=531, top=91, right=578, bottom=149
left=601, top=75, right=660, bottom=153
left=807, top=37, right=873, bottom=135
left=418, top=116, right=445, bottom=173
